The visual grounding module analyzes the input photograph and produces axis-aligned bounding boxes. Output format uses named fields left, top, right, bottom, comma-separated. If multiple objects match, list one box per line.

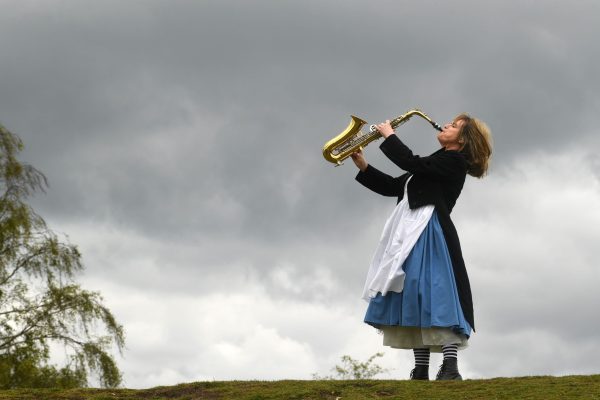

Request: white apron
left=362, top=177, right=434, bottom=301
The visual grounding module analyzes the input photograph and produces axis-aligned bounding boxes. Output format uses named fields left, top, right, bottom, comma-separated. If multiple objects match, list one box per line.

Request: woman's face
left=437, top=118, right=464, bottom=150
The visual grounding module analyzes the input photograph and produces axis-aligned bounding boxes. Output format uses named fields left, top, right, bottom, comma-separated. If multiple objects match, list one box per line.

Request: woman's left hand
left=376, top=120, right=394, bottom=138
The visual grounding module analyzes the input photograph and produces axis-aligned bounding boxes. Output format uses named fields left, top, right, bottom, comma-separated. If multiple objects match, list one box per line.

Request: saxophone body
left=322, top=109, right=442, bottom=165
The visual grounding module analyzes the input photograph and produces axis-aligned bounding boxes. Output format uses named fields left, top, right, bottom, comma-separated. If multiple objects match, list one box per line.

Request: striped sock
left=413, top=348, right=430, bottom=367
left=442, top=344, right=458, bottom=360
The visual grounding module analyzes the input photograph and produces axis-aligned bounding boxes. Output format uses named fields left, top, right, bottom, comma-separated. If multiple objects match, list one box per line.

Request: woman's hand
left=351, top=150, right=368, bottom=172
left=376, top=120, right=394, bottom=138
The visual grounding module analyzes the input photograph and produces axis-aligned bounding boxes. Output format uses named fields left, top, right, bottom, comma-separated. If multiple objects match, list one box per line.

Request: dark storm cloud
left=1, top=0, right=598, bottom=289
left=2, top=0, right=598, bottom=281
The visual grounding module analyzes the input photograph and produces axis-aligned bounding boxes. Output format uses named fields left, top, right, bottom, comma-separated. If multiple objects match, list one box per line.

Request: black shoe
left=436, top=358, right=462, bottom=381
left=410, top=365, right=429, bottom=380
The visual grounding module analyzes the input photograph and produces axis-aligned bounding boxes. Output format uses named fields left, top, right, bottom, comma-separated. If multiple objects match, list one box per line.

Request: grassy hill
left=1, top=375, right=599, bottom=400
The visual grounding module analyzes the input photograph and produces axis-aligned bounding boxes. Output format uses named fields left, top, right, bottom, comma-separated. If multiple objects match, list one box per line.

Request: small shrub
left=313, top=352, right=389, bottom=380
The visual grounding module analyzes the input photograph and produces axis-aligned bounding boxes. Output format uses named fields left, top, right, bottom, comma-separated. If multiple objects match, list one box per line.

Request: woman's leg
left=436, top=344, right=462, bottom=380
left=410, top=348, right=430, bottom=380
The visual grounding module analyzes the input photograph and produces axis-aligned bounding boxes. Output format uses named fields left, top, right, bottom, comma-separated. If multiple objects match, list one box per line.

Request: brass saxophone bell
left=322, top=115, right=369, bottom=165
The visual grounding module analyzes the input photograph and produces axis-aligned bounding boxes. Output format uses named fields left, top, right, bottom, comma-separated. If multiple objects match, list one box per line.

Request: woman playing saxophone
left=350, top=114, right=492, bottom=380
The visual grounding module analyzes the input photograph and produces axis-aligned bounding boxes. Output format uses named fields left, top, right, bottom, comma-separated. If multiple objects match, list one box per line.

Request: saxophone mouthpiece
left=432, top=122, right=443, bottom=132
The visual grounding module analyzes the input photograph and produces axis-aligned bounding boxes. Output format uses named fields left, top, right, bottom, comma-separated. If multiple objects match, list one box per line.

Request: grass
left=0, top=375, right=599, bottom=400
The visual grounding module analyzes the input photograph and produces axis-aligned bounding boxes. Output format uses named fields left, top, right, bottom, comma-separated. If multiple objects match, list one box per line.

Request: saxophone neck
left=391, top=109, right=442, bottom=132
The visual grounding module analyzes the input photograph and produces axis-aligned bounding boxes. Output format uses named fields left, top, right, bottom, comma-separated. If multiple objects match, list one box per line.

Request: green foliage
left=312, top=352, right=389, bottom=380
left=0, top=346, right=86, bottom=388
left=0, top=124, right=125, bottom=388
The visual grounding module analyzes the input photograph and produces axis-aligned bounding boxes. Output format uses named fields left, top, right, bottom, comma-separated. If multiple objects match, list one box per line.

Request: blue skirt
left=364, top=211, right=472, bottom=338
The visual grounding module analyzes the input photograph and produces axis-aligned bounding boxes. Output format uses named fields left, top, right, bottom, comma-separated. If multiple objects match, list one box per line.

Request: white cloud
left=83, top=280, right=379, bottom=387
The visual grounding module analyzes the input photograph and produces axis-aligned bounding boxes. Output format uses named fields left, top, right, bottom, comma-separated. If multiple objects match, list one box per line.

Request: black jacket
left=356, top=134, right=475, bottom=331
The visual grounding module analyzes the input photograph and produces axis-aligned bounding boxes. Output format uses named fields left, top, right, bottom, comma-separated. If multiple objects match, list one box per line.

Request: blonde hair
left=455, top=113, right=493, bottom=178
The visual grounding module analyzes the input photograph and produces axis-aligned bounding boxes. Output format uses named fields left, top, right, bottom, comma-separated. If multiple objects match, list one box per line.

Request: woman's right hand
left=351, top=150, right=368, bottom=172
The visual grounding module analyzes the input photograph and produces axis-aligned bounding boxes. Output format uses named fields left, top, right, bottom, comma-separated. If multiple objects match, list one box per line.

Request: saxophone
left=322, top=109, right=443, bottom=165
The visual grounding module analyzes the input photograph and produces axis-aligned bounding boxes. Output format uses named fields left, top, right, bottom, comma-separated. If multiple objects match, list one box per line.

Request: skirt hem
left=375, top=325, right=469, bottom=352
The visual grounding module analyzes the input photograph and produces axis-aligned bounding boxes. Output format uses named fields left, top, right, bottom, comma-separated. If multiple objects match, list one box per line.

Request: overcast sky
left=1, top=0, right=600, bottom=388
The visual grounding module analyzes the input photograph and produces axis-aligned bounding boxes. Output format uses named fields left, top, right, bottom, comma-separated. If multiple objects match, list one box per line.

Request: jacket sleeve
left=355, top=164, right=408, bottom=197
left=379, top=134, right=467, bottom=179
